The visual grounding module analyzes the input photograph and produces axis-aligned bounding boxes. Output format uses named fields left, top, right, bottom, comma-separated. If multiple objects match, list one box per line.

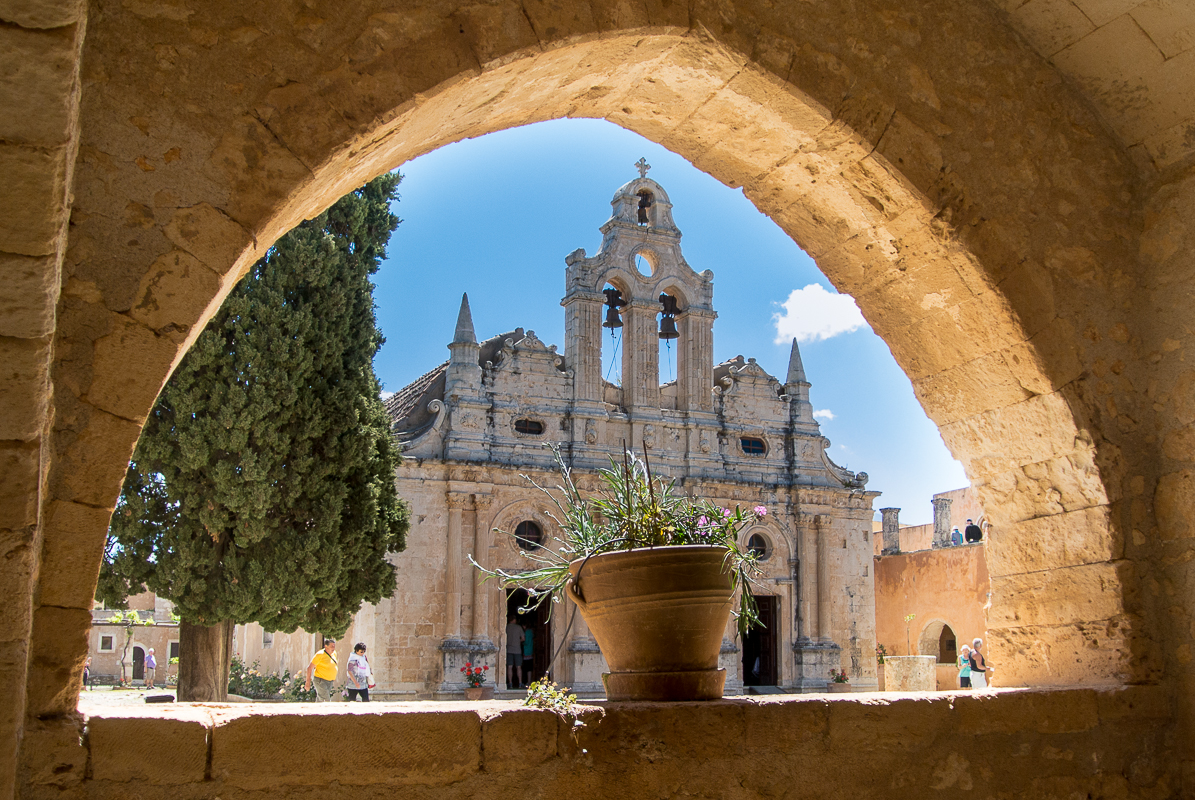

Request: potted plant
left=460, top=662, right=489, bottom=701
left=473, top=445, right=764, bottom=701
left=828, top=669, right=851, bottom=693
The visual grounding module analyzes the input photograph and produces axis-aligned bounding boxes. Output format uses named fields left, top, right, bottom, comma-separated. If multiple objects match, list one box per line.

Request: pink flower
left=722, top=508, right=732, bottom=517
left=698, top=516, right=709, bottom=527
left=754, top=506, right=767, bottom=517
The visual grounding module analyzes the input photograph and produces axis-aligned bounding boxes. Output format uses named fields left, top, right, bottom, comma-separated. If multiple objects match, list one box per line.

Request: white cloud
left=813, top=409, right=835, bottom=421
left=773, top=284, right=866, bottom=344
left=380, top=390, right=395, bottom=401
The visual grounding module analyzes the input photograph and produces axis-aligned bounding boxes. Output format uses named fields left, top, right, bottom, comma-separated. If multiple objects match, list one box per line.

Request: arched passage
left=27, top=0, right=1147, bottom=743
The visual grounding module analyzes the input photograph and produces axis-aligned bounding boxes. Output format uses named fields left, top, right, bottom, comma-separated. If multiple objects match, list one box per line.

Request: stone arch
left=32, top=0, right=1146, bottom=727
left=917, top=618, right=955, bottom=663
left=487, top=498, right=559, bottom=571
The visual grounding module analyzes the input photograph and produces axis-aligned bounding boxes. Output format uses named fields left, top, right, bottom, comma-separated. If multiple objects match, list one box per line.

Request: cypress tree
left=99, top=173, right=409, bottom=700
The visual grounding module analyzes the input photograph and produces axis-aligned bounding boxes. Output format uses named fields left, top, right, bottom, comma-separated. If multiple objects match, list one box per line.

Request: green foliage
left=473, top=444, right=765, bottom=635
left=228, top=656, right=314, bottom=701
left=523, top=679, right=596, bottom=740
left=876, top=643, right=888, bottom=665
left=98, top=173, right=410, bottom=640
left=830, top=669, right=849, bottom=683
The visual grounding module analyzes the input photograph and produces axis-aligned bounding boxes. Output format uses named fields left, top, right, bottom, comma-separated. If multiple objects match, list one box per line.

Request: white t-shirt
left=347, top=653, right=371, bottom=686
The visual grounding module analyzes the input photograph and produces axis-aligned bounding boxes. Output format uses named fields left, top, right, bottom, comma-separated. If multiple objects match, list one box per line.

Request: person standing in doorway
left=522, top=623, right=535, bottom=688
left=964, top=519, right=983, bottom=543
left=505, top=615, right=524, bottom=689
left=347, top=643, right=372, bottom=702
left=144, top=648, right=157, bottom=689
left=304, top=637, right=338, bottom=701
left=968, top=638, right=991, bottom=689
left=957, top=644, right=972, bottom=689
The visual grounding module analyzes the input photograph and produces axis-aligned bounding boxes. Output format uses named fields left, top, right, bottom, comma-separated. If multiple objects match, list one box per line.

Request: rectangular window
left=262, top=629, right=274, bottom=648
left=169, top=641, right=180, bottom=660
left=99, top=634, right=114, bottom=652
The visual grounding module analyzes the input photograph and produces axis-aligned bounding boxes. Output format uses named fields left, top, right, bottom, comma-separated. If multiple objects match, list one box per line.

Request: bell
left=603, top=305, right=624, bottom=329
left=658, top=315, right=679, bottom=340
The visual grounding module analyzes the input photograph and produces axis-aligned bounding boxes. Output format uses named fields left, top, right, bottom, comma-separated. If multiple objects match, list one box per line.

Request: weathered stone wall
left=25, top=688, right=1172, bottom=800
left=875, top=544, right=990, bottom=666
left=4, top=0, right=1195, bottom=793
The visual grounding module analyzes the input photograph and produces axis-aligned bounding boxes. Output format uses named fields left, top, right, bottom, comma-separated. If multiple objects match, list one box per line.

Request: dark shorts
left=347, top=688, right=369, bottom=702
left=960, top=676, right=972, bottom=688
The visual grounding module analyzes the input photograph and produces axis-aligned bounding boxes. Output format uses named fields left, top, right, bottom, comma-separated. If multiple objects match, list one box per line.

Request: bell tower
left=563, top=159, right=717, bottom=426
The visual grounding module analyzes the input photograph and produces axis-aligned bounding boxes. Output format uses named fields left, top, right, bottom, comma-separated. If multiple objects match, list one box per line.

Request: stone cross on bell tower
left=562, top=169, right=717, bottom=420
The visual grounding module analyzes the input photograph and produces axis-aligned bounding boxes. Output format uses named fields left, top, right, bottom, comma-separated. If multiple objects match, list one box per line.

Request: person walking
left=144, top=648, right=157, bottom=689
left=957, top=644, right=972, bottom=689
left=968, top=638, right=991, bottom=689
left=505, top=615, right=524, bottom=689
left=347, top=643, right=372, bottom=702
left=304, top=638, right=339, bottom=701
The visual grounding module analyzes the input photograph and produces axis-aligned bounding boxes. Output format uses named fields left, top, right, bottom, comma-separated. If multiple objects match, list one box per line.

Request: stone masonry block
left=986, top=505, right=1122, bottom=578
left=18, top=716, right=86, bottom=789
left=987, top=615, right=1138, bottom=686
left=25, top=606, right=91, bottom=717
left=0, top=143, right=69, bottom=257
left=0, top=440, right=40, bottom=530
left=0, top=528, right=36, bottom=641
left=37, top=500, right=112, bottom=609
left=87, top=315, right=180, bottom=423
left=162, top=203, right=254, bottom=279
left=953, top=688, right=1100, bottom=736
left=0, top=23, right=81, bottom=146
left=0, top=335, right=51, bottom=441
left=128, top=249, right=222, bottom=334
left=480, top=707, right=557, bottom=773
left=0, top=0, right=84, bottom=28
left=210, top=706, right=481, bottom=788
left=940, top=391, right=1085, bottom=479
left=988, top=560, right=1130, bottom=629
left=54, top=403, right=141, bottom=508
left=89, top=710, right=210, bottom=784
left=0, top=251, right=59, bottom=338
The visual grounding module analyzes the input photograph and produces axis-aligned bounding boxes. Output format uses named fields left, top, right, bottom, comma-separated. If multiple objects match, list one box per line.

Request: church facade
left=238, top=167, right=881, bottom=697
left=372, top=166, right=880, bottom=697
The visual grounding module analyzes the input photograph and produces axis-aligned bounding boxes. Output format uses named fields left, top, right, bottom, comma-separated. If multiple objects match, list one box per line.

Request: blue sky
left=372, top=118, right=966, bottom=525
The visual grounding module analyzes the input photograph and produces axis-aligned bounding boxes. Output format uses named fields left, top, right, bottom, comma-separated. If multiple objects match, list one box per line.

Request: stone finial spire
left=786, top=338, right=807, bottom=384
left=453, top=293, right=476, bottom=344
left=446, top=293, right=482, bottom=398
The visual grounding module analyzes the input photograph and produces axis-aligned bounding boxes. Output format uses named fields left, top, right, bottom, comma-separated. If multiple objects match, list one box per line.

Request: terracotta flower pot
left=828, top=682, right=852, bottom=693
left=566, top=545, right=733, bottom=701
left=464, top=686, right=483, bottom=701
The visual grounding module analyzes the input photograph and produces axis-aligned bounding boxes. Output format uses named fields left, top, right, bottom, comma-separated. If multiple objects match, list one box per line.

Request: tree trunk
left=177, top=620, right=233, bottom=701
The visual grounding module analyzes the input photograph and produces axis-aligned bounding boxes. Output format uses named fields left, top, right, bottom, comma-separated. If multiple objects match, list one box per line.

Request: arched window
left=514, top=520, right=543, bottom=551
left=938, top=625, right=958, bottom=665
left=747, top=533, right=771, bottom=561
left=636, top=190, right=654, bottom=225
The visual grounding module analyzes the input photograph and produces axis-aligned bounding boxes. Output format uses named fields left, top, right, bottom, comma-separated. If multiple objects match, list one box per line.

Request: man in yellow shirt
left=304, top=638, right=338, bottom=701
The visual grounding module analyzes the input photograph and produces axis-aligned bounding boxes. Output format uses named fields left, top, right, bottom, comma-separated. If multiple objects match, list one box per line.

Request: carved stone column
left=621, top=299, right=660, bottom=410
left=932, top=496, right=953, bottom=548
left=880, top=507, right=901, bottom=554
left=792, top=514, right=840, bottom=691
left=445, top=493, right=467, bottom=639
left=470, top=494, right=495, bottom=649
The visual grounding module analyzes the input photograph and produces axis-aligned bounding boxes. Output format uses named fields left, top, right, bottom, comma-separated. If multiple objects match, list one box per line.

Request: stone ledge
left=62, top=687, right=1172, bottom=797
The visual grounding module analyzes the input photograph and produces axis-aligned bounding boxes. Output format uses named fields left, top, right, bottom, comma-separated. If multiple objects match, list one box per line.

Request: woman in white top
left=347, top=643, right=373, bottom=702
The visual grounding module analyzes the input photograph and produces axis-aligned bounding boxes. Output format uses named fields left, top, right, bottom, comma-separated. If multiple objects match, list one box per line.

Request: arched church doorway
left=506, top=589, right=552, bottom=689
left=132, top=646, right=145, bottom=681
left=742, top=595, right=779, bottom=688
